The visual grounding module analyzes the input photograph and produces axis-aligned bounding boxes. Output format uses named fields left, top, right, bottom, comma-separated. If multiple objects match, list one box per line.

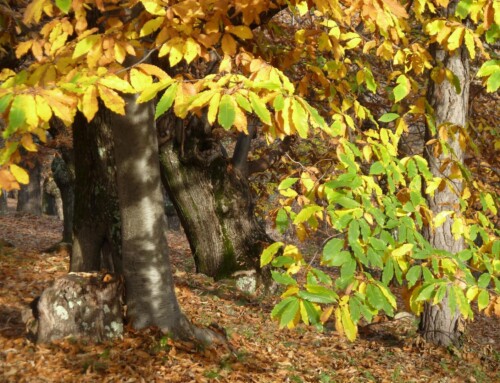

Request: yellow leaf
left=21, top=134, right=37, bottom=152
left=140, top=16, right=164, bottom=37
left=391, top=243, right=413, bottom=257
left=233, top=105, right=248, bottom=133
left=225, top=25, right=253, bottom=40
left=464, top=29, right=475, bottom=60
left=17, top=94, right=38, bottom=127
left=130, top=69, right=153, bottom=92
left=137, top=63, right=170, bottom=80
left=35, top=95, right=52, bottom=122
left=141, top=0, right=166, bottom=15
left=447, top=26, right=464, bottom=51
left=73, top=35, right=100, bottom=59
left=99, top=75, right=134, bottom=93
left=296, top=1, right=309, bottom=16
left=341, top=304, right=357, bottom=341
left=168, top=39, right=184, bottom=67
left=16, top=41, right=33, bottom=58
left=183, top=38, right=201, bottom=64
left=433, top=210, right=453, bottom=228
left=10, top=164, right=29, bottom=184
left=221, top=34, right=237, bottom=56
left=23, top=0, right=47, bottom=24
left=320, top=306, right=334, bottom=324
left=114, top=43, right=127, bottom=64
left=282, top=286, right=299, bottom=298
left=82, top=85, right=98, bottom=121
left=207, top=92, right=221, bottom=125
left=97, top=85, right=125, bottom=115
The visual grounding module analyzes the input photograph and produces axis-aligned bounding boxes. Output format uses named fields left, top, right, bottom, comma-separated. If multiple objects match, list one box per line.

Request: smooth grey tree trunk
left=419, top=7, right=469, bottom=347
left=110, top=90, right=222, bottom=344
left=16, top=159, right=42, bottom=216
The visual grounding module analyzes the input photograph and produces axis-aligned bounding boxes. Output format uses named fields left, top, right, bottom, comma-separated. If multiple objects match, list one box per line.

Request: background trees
left=0, top=0, right=498, bottom=347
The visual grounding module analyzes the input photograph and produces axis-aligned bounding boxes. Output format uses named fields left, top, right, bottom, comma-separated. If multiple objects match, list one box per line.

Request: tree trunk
left=419, top=8, right=469, bottom=347
left=71, top=111, right=121, bottom=273
left=42, top=175, right=62, bottom=217
left=109, top=93, right=192, bottom=334
left=158, top=116, right=272, bottom=286
left=51, top=155, right=75, bottom=243
left=16, top=158, right=42, bottom=216
left=0, top=190, right=6, bottom=215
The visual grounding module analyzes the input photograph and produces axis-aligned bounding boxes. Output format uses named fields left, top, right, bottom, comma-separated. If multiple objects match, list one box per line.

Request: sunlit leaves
left=477, top=60, right=500, bottom=93
left=393, top=75, right=411, bottom=103
left=9, top=164, right=29, bottom=184
left=55, top=0, right=71, bottom=14
left=154, top=83, right=178, bottom=119
left=97, top=85, right=125, bottom=115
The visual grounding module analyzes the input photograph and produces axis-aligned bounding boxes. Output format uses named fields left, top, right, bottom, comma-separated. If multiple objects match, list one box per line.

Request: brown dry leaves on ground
left=1, top=205, right=499, bottom=383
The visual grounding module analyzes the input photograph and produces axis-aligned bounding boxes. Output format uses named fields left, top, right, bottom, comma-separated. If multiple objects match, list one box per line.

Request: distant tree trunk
left=17, top=158, right=42, bottom=216
left=71, top=111, right=121, bottom=273
left=42, top=175, right=62, bottom=217
left=51, top=155, right=75, bottom=243
left=110, top=92, right=218, bottom=343
left=419, top=5, right=469, bottom=347
left=0, top=191, right=6, bottom=215
left=158, top=115, right=272, bottom=285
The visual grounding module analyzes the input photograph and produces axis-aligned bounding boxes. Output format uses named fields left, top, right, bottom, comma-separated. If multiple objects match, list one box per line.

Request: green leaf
left=486, top=71, right=500, bottom=93
left=278, top=177, right=299, bottom=190
left=0, top=93, right=13, bottom=114
left=155, top=83, right=178, bottom=119
left=393, top=75, right=410, bottom=103
left=73, top=35, right=100, bottom=59
left=477, top=273, right=491, bottom=289
left=406, top=265, right=421, bottom=288
left=279, top=297, right=300, bottom=328
left=217, top=94, right=235, bottom=130
left=369, top=161, right=385, bottom=175
left=311, top=268, right=333, bottom=285
left=55, top=0, right=71, bottom=13
left=455, top=0, right=472, bottom=19
left=235, top=93, right=252, bottom=113
left=271, top=271, right=298, bottom=286
left=260, top=242, right=284, bottom=267
left=364, top=67, right=377, bottom=93
left=299, top=285, right=338, bottom=304
left=293, top=205, right=322, bottom=224
left=322, top=239, right=345, bottom=264
left=382, top=257, right=394, bottom=285
left=6, top=96, right=26, bottom=135
left=378, top=113, right=399, bottom=123
left=366, top=284, right=384, bottom=310
left=301, top=299, right=320, bottom=324
left=291, top=98, right=308, bottom=138
left=416, top=283, right=435, bottom=301
left=249, top=91, right=271, bottom=125
left=271, top=296, right=296, bottom=319
left=273, top=94, right=285, bottom=111
left=477, top=290, right=489, bottom=311
left=275, top=208, right=289, bottom=234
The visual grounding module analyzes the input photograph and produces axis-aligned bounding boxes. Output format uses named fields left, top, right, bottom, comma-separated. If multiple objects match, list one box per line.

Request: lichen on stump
left=25, top=272, right=124, bottom=343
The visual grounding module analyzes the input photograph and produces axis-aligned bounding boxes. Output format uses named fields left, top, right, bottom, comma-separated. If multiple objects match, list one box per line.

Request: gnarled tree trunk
left=158, top=116, right=272, bottom=286
left=419, top=6, right=469, bottom=347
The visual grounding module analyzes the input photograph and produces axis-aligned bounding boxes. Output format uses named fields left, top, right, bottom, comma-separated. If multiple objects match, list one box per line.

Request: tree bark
left=16, top=157, right=42, bottom=216
left=158, top=115, right=272, bottom=286
left=71, top=111, right=121, bottom=273
left=419, top=7, right=469, bottom=347
left=0, top=190, right=6, bottom=215
left=110, top=93, right=193, bottom=335
left=25, top=272, right=124, bottom=344
left=51, top=155, right=75, bottom=243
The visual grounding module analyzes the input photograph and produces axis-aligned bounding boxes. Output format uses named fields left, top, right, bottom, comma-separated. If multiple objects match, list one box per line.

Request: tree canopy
left=0, top=0, right=498, bottom=342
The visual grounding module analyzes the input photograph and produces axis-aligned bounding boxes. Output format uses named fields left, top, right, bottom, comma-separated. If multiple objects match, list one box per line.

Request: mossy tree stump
left=26, top=272, right=124, bottom=343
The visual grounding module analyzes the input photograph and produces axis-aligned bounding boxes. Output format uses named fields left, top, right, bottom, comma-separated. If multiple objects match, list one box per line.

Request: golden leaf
left=225, top=25, right=253, bottom=40
left=82, top=85, right=98, bottom=121
left=183, top=38, right=201, bottom=64
left=221, top=34, right=237, bottom=56
left=35, top=95, right=52, bottom=122
left=97, top=85, right=125, bottom=115
left=10, top=164, right=29, bottom=185
left=21, top=134, right=37, bottom=152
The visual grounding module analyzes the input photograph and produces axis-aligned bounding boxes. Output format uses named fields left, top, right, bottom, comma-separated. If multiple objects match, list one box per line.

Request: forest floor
left=0, top=201, right=499, bottom=383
